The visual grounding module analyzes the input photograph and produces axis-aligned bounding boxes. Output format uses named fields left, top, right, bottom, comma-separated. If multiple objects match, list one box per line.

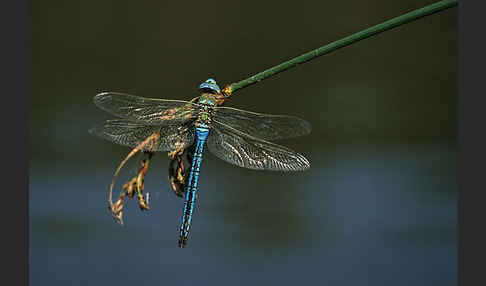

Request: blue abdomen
left=178, top=126, right=210, bottom=248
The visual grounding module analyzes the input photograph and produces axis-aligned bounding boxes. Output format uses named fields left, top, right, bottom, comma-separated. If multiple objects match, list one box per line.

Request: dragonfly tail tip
left=178, top=236, right=187, bottom=248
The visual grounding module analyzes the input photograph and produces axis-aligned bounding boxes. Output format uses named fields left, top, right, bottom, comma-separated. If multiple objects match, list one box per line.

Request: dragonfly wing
left=89, top=119, right=195, bottom=152
left=207, top=120, right=310, bottom=171
left=93, top=92, right=198, bottom=125
left=212, top=106, right=311, bottom=140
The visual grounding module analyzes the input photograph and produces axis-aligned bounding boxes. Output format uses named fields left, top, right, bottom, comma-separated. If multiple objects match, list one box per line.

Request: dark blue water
left=30, top=142, right=457, bottom=286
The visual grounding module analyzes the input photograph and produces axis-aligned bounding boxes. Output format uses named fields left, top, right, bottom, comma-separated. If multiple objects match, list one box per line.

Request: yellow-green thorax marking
left=195, top=93, right=217, bottom=128
left=195, top=78, right=221, bottom=129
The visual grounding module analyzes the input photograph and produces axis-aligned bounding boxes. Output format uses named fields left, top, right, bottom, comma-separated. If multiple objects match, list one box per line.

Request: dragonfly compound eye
left=198, top=79, right=221, bottom=94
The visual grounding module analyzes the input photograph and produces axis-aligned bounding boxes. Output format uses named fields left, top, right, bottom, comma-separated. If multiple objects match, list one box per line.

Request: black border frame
left=2, top=0, right=29, bottom=285
left=459, top=1, right=486, bottom=285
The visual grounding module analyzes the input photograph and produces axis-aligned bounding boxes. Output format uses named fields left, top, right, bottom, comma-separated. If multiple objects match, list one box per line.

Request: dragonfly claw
left=169, top=178, right=185, bottom=197
left=109, top=195, right=125, bottom=225
left=112, top=210, right=124, bottom=225
left=137, top=193, right=150, bottom=211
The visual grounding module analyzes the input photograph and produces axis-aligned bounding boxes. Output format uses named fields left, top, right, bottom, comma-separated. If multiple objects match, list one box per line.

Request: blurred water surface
left=30, top=0, right=457, bottom=285
left=30, top=141, right=457, bottom=285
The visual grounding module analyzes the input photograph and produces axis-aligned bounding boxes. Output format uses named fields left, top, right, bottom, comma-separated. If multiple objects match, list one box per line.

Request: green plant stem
left=226, top=0, right=458, bottom=94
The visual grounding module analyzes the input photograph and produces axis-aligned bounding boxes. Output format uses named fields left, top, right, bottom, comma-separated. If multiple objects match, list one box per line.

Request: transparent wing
left=207, top=120, right=310, bottom=171
left=212, top=106, right=311, bottom=141
left=89, top=119, right=195, bottom=152
left=93, top=92, right=198, bottom=125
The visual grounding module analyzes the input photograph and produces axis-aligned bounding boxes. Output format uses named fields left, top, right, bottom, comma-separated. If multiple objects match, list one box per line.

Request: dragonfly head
left=199, top=78, right=221, bottom=95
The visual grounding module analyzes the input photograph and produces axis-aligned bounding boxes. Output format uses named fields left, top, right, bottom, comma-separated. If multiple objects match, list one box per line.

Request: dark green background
left=30, top=0, right=457, bottom=285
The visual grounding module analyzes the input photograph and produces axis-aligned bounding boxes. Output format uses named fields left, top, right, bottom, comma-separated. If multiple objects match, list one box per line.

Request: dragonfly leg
left=168, top=145, right=185, bottom=159
left=109, top=191, right=126, bottom=225
left=122, top=176, right=137, bottom=199
left=167, top=140, right=198, bottom=199
left=109, top=152, right=154, bottom=223
left=184, top=144, right=198, bottom=202
left=136, top=152, right=153, bottom=211
left=168, top=146, right=186, bottom=197
left=108, top=132, right=160, bottom=224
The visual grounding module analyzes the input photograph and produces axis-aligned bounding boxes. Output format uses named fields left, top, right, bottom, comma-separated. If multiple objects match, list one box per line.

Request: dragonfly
left=90, top=78, right=311, bottom=248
